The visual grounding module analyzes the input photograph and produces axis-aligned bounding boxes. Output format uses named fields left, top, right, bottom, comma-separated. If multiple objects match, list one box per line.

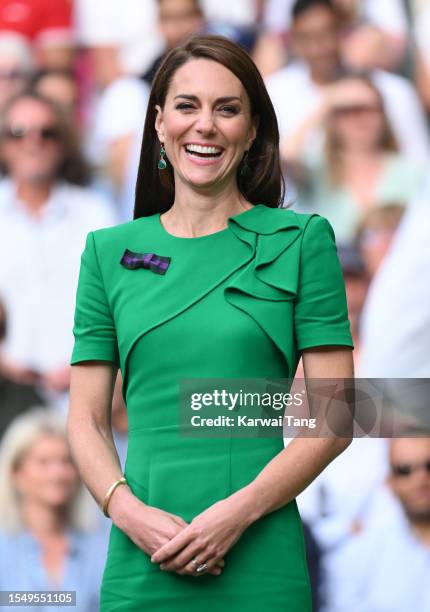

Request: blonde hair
left=325, top=75, right=398, bottom=186
left=0, top=408, right=99, bottom=534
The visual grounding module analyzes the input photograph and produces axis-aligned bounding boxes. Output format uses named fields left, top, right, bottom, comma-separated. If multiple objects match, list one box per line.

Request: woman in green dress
left=67, top=35, right=354, bottom=611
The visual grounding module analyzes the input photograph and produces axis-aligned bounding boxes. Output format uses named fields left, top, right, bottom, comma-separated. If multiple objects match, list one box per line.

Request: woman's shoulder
left=91, top=214, right=158, bottom=248
left=256, top=204, right=333, bottom=235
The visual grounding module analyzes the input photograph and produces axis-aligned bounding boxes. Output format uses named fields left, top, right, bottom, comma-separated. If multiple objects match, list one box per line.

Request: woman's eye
left=176, top=103, right=195, bottom=110
left=219, top=106, right=239, bottom=115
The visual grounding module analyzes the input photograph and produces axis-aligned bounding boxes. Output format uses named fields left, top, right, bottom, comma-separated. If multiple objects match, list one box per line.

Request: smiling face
left=154, top=58, right=258, bottom=194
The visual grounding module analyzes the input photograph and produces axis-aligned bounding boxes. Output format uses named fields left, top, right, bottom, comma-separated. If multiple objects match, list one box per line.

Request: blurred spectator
left=414, top=2, right=430, bottom=113
left=32, top=68, right=78, bottom=121
left=141, top=0, right=204, bottom=87
left=296, top=437, right=391, bottom=611
left=263, top=0, right=408, bottom=72
left=0, top=408, right=106, bottom=610
left=0, top=0, right=74, bottom=70
left=284, top=75, right=423, bottom=243
left=0, top=91, right=117, bottom=410
left=336, top=244, right=368, bottom=363
left=265, top=0, right=430, bottom=168
left=0, top=33, right=34, bottom=112
left=358, top=184, right=430, bottom=377
left=332, top=437, right=430, bottom=611
left=356, top=203, right=405, bottom=278
left=74, top=0, right=163, bottom=87
left=85, top=75, right=149, bottom=199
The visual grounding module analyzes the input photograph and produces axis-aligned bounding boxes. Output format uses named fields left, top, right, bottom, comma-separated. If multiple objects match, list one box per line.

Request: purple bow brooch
left=120, top=249, right=171, bottom=275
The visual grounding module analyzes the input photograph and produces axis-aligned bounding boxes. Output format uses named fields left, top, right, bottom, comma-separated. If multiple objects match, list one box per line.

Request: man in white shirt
left=331, top=438, right=430, bottom=612
left=265, top=0, right=430, bottom=167
left=0, top=91, right=118, bottom=410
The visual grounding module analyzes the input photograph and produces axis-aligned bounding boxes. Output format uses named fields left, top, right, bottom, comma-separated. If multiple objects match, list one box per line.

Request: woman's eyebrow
left=173, top=94, right=242, bottom=103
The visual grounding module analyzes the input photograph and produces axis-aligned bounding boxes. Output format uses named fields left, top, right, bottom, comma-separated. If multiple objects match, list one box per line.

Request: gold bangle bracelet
left=102, top=476, right=127, bottom=518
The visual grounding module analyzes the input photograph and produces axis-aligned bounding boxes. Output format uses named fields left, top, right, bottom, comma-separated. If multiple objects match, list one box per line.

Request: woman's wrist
left=106, top=484, right=147, bottom=529
left=227, top=483, right=266, bottom=528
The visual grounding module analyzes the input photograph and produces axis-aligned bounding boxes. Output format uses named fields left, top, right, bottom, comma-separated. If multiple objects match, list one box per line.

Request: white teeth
left=185, top=144, right=223, bottom=154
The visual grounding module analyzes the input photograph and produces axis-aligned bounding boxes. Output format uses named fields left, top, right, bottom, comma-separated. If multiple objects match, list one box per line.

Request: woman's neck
left=21, top=500, right=68, bottom=539
left=162, top=181, right=252, bottom=237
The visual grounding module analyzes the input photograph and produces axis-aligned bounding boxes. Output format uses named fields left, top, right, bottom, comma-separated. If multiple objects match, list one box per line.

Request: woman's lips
left=183, top=146, right=226, bottom=166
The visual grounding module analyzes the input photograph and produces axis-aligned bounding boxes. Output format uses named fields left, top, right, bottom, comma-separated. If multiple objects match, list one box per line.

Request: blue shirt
left=0, top=527, right=108, bottom=612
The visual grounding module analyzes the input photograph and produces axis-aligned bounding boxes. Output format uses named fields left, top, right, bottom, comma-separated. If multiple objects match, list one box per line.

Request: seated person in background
left=332, top=437, right=430, bottom=612
left=0, top=90, right=117, bottom=411
left=265, top=0, right=430, bottom=167
left=0, top=408, right=107, bottom=611
left=32, top=68, right=79, bottom=122
left=284, top=75, right=423, bottom=244
left=141, top=0, right=204, bottom=86
left=263, top=0, right=409, bottom=74
left=356, top=203, right=405, bottom=278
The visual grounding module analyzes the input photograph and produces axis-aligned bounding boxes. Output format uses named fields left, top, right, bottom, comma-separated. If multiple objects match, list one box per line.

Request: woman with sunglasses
left=68, top=35, right=354, bottom=611
left=0, top=90, right=117, bottom=410
left=281, top=75, right=424, bottom=245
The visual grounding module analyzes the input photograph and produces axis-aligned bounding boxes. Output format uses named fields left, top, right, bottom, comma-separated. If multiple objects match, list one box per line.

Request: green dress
left=70, top=204, right=353, bottom=611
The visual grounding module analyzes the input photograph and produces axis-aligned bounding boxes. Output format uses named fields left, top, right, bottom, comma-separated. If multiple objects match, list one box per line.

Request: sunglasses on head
left=2, top=125, right=61, bottom=142
left=391, top=459, right=430, bottom=477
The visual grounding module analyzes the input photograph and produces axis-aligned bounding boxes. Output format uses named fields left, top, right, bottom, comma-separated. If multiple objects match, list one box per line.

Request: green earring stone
left=158, top=145, right=167, bottom=170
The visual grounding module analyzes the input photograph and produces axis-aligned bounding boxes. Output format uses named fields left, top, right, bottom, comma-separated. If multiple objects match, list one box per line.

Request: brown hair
left=133, top=34, right=284, bottom=218
left=325, top=75, right=398, bottom=186
left=0, top=89, right=91, bottom=186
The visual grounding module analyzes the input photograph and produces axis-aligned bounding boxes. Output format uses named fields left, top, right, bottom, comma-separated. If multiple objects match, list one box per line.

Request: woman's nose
left=195, top=111, right=216, bottom=134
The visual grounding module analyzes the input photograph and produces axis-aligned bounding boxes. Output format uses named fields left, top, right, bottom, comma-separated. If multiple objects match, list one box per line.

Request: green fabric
left=70, top=204, right=353, bottom=611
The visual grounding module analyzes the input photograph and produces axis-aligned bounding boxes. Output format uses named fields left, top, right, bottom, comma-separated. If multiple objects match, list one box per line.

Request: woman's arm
left=67, top=362, right=135, bottom=514
left=238, top=346, right=354, bottom=523
left=150, top=347, right=354, bottom=572
left=67, top=361, right=224, bottom=575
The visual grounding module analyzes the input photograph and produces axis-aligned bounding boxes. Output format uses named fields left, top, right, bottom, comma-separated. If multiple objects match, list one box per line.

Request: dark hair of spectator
left=325, top=75, right=398, bottom=185
left=133, top=34, right=284, bottom=218
left=292, top=0, right=335, bottom=20
left=0, top=90, right=91, bottom=186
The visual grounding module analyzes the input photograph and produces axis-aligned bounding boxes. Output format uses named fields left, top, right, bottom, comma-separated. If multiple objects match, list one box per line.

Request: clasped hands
left=147, top=491, right=254, bottom=578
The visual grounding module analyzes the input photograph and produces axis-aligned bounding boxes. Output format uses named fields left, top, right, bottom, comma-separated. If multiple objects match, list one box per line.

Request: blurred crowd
left=0, top=1, right=429, bottom=610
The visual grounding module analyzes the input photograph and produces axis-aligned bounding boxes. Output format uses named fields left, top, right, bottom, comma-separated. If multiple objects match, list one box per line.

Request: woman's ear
left=249, top=115, right=260, bottom=148
left=154, top=104, right=164, bottom=142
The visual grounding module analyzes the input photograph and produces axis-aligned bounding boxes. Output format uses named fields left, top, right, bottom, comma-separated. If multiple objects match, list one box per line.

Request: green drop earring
left=158, top=144, right=167, bottom=170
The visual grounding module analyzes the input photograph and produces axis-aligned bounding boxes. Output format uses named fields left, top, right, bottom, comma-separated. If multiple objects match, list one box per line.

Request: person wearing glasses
left=332, top=437, right=430, bottom=612
left=68, top=35, right=354, bottom=611
left=0, top=90, right=117, bottom=411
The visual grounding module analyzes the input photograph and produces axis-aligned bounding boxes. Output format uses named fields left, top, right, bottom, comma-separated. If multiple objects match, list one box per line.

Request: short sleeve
left=294, top=215, right=354, bottom=351
left=70, top=231, right=120, bottom=367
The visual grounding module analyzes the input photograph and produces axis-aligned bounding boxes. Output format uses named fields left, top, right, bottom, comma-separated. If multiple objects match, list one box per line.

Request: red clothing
left=0, top=0, right=73, bottom=44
